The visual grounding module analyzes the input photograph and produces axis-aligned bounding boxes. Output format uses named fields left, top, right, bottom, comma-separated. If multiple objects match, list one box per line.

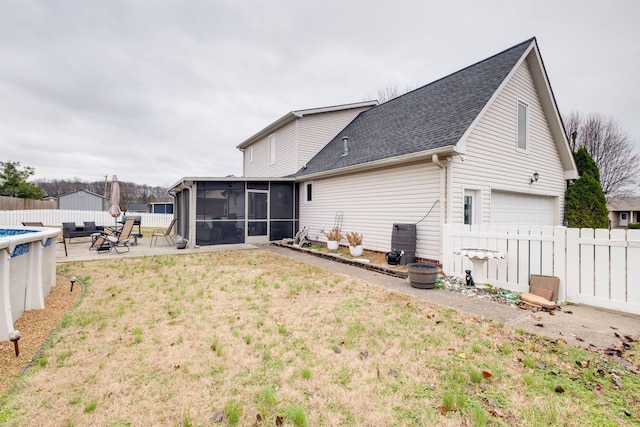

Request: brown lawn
left=0, top=249, right=638, bottom=426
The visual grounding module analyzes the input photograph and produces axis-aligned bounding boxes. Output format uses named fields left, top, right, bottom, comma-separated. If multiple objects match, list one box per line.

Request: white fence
left=442, top=224, right=640, bottom=315
left=0, top=210, right=173, bottom=229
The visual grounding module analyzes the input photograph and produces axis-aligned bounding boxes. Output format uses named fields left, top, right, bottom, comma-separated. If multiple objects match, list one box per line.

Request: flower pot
left=349, top=245, right=363, bottom=257
left=407, top=263, right=438, bottom=289
left=327, top=240, right=339, bottom=251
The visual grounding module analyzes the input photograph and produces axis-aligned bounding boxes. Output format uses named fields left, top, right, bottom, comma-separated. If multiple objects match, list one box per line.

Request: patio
left=56, top=233, right=256, bottom=262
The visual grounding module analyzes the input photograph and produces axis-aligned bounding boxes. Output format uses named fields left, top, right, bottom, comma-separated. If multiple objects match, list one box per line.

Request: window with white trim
left=268, top=134, right=276, bottom=165
left=517, top=100, right=528, bottom=151
left=248, top=146, right=253, bottom=162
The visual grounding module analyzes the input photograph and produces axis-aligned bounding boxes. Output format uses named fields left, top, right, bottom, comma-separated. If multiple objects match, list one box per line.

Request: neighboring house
left=171, top=37, right=578, bottom=261
left=607, top=197, right=640, bottom=227
left=150, top=201, right=174, bottom=214
left=58, top=190, right=107, bottom=211
left=127, top=203, right=150, bottom=213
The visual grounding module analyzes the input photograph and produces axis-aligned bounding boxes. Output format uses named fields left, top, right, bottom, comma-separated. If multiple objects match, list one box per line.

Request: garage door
left=490, top=191, right=553, bottom=225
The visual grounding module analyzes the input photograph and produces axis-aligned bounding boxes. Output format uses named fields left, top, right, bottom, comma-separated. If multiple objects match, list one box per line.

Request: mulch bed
left=0, top=275, right=81, bottom=398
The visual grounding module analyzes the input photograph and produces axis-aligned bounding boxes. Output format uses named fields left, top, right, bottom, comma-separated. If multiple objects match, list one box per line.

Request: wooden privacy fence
left=442, top=224, right=640, bottom=315
left=0, top=196, right=56, bottom=210
left=0, top=210, right=173, bottom=229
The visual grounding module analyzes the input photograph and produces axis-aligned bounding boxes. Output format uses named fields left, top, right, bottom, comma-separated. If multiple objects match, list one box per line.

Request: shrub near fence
left=442, top=224, right=640, bottom=315
left=0, top=210, right=173, bottom=229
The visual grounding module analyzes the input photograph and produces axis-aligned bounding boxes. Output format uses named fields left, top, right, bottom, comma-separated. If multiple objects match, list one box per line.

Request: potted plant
left=323, top=227, right=343, bottom=251
left=346, top=231, right=363, bottom=257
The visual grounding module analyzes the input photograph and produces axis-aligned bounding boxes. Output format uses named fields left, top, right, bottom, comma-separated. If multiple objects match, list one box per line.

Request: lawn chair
left=91, top=217, right=137, bottom=254
left=150, top=218, right=177, bottom=247
left=22, top=221, right=67, bottom=256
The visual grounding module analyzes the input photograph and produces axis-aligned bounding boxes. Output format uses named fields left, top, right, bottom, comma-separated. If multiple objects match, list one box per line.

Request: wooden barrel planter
left=407, top=263, right=438, bottom=289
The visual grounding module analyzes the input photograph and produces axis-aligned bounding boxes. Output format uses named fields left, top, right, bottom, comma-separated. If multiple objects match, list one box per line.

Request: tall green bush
left=564, top=148, right=609, bottom=228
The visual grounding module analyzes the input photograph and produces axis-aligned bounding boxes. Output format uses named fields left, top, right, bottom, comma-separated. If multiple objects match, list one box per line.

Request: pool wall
left=0, top=226, right=60, bottom=341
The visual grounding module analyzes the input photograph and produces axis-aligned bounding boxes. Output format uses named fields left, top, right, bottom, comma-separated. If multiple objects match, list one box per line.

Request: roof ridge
left=380, top=37, right=536, bottom=106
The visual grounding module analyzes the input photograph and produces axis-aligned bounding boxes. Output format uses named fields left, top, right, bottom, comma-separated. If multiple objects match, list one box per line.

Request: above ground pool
left=0, top=226, right=60, bottom=341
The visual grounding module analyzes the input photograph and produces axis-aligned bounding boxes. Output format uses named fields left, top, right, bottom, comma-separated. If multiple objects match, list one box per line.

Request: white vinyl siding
left=243, top=106, right=373, bottom=177
left=299, top=162, right=442, bottom=261
left=244, top=124, right=297, bottom=177
left=296, top=108, right=370, bottom=168
left=450, top=57, right=567, bottom=226
left=517, top=100, right=528, bottom=151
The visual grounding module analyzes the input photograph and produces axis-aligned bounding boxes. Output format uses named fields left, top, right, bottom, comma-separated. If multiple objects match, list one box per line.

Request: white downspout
left=432, top=154, right=447, bottom=262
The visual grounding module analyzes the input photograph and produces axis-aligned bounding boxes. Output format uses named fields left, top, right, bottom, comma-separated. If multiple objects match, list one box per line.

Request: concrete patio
left=55, top=234, right=256, bottom=263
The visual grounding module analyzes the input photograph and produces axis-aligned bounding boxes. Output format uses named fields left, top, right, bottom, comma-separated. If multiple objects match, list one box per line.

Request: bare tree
left=365, top=83, right=419, bottom=104
left=563, top=111, right=640, bottom=196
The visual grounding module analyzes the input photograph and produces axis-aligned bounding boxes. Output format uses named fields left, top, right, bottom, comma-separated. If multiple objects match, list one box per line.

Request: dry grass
left=0, top=250, right=638, bottom=426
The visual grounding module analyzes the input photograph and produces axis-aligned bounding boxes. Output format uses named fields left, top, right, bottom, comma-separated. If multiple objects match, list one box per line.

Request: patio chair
left=91, top=217, right=137, bottom=254
left=150, top=218, right=177, bottom=247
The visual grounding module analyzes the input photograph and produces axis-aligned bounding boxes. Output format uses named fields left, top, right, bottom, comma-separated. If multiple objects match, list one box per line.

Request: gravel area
left=0, top=275, right=81, bottom=397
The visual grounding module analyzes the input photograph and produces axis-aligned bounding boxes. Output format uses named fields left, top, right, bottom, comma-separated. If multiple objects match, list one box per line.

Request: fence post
left=553, top=226, right=567, bottom=303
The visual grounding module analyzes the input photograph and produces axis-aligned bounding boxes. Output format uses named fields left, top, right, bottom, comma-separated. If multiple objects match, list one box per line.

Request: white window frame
left=305, top=182, right=313, bottom=203
left=268, top=134, right=276, bottom=165
left=463, top=189, right=481, bottom=225
left=248, top=146, right=253, bottom=163
left=517, top=100, right=529, bottom=152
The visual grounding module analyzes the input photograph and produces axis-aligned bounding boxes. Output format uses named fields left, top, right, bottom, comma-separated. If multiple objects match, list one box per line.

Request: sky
left=1, top=0, right=639, bottom=188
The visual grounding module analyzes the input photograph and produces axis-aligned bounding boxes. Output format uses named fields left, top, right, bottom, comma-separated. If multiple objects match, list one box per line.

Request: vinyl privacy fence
left=442, top=224, right=640, bottom=315
left=0, top=209, right=173, bottom=229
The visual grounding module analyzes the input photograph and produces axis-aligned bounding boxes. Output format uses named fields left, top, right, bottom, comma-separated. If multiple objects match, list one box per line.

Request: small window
left=464, top=195, right=473, bottom=225
left=268, top=134, right=276, bottom=165
left=306, top=183, right=312, bottom=202
left=517, top=101, right=528, bottom=151
left=248, top=146, right=253, bottom=162
left=621, top=213, right=628, bottom=220
left=464, top=189, right=480, bottom=225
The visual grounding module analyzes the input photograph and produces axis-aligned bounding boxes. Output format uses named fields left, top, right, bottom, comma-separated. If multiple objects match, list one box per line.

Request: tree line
left=0, top=161, right=171, bottom=209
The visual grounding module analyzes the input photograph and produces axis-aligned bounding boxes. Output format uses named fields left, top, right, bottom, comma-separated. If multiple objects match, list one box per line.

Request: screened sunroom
left=169, top=178, right=298, bottom=247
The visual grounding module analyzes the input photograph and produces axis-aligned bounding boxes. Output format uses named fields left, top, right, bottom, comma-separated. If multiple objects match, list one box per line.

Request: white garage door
left=490, top=191, right=553, bottom=225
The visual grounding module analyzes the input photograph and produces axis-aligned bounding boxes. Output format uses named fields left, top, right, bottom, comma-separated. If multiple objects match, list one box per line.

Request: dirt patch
left=0, top=275, right=81, bottom=396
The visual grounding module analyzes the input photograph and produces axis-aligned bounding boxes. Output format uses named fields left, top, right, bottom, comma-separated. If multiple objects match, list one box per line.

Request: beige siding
left=244, top=121, right=298, bottom=177
left=299, top=162, right=442, bottom=261
left=243, top=106, right=371, bottom=177
left=297, top=107, right=371, bottom=168
left=451, top=58, right=567, bottom=225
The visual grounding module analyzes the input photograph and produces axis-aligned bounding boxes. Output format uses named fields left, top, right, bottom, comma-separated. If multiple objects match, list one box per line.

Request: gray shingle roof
left=296, top=38, right=535, bottom=177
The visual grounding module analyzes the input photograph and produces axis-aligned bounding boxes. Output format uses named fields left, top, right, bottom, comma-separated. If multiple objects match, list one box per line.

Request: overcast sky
left=1, top=1, right=639, bottom=188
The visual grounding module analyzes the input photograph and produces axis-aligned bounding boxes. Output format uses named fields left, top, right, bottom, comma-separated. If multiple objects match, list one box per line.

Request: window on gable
left=268, top=134, right=276, bottom=165
left=517, top=101, right=528, bottom=151
left=248, top=146, right=253, bottom=162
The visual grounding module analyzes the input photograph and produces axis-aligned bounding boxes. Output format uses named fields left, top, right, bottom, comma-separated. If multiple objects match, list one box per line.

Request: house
left=170, top=37, right=577, bottom=261
left=127, top=203, right=150, bottom=213
left=150, top=201, right=174, bottom=214
left=58, top=190, right=107, bottom=211
left=607, top=197, right=640, bottom=227
left=169, top=101, right=378, bottom=246
left=236, top=101, right=378, bottom=178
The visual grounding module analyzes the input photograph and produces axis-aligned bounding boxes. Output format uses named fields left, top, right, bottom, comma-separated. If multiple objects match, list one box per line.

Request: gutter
left=296, top=146, right=457, bottom=181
